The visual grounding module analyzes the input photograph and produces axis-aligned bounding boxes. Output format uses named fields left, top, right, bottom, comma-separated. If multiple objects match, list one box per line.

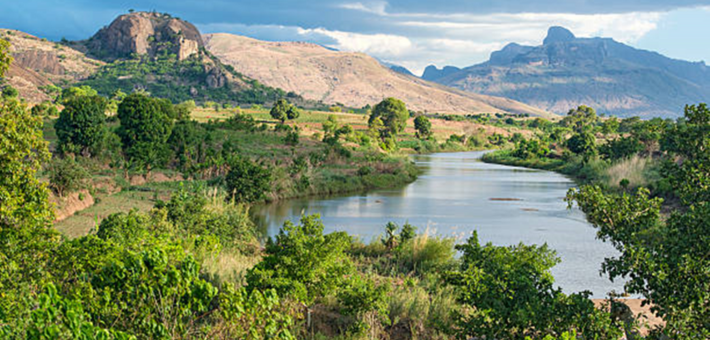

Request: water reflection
left=251, top=151, right=621, bottom=297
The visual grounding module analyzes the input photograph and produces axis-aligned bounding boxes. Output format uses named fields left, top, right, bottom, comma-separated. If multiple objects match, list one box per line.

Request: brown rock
left=88, top=12, right=203, bottom=61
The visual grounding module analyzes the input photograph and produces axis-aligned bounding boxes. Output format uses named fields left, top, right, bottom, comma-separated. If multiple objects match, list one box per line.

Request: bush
left=447, top=232, right=621, bottom=340
left=46, top=157, right=89, bottom=197
left=247, top=214, right=354, bottom=304
left=225, top=156, right=272, bottom=203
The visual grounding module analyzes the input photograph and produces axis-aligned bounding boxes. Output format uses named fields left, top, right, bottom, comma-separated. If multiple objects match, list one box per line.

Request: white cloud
left=338, top=2, right=388, bottom=16
left=297, top=27, right=413, bottom=58
left=201, top=6, right=670, bottom=76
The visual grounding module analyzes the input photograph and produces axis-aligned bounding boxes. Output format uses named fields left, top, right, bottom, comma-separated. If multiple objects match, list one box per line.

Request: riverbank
left=480, top=149, right=607, bottom=185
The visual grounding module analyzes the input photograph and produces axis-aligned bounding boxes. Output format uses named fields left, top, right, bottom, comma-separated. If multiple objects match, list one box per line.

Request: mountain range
left=422, top=26, right=710, bottom=118
left=0, top=12, right=551, bottom=117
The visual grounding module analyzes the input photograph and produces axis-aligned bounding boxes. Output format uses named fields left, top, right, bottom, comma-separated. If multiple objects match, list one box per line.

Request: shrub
left=246, top=214, right=354, bottom=304
left=225, top=156, right=272, bottom=203
left=46, top=157, right=89, bottom=197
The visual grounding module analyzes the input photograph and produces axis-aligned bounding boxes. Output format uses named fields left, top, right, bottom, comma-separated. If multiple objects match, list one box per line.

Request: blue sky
left=2, top=1, right=709, bottom=74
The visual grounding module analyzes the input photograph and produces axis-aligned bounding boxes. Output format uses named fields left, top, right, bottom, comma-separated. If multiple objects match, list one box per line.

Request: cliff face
left=87, top=12, right=203, bottom=61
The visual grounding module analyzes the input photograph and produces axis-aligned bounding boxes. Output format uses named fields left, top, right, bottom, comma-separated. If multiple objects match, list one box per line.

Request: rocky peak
left=543, top=26, right=576, bottom=45
left=87, top=11, right=203, bottom=61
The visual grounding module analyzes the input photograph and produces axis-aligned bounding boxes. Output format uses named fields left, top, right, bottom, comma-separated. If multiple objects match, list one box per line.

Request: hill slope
left=423, top=27, right=710, bottom=118
left=1, top=29, right=102, bottom=102
left=203, top=33, right=553, bottom=117
left=1, top=12, right=292, bottom=105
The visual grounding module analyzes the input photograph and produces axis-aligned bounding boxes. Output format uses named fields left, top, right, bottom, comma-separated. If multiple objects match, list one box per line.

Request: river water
left=252, top=151, right=623, bottom=297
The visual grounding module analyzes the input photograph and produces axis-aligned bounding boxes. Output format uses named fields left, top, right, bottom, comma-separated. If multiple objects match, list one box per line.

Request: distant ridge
left=204, top=33, right=554, bottom=117
left=422, top=26, right=710, bottom=118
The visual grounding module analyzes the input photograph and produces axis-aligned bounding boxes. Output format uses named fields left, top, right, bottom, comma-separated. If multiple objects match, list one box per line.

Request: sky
left=2, top=1, right=710, bottom=75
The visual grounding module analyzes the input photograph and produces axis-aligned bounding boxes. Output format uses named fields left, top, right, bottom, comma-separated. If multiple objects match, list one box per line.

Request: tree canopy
left=117, top=93, right=174, bottom=170
left=369, top=97, right=409, bottom=136
left=55, top=95, right=108, bottom=157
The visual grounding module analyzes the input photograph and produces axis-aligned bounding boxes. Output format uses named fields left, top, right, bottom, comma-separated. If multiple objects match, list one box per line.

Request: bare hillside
left=204, top=33, right=553, bottom=118
left=1, top=29, right=102, bottom=102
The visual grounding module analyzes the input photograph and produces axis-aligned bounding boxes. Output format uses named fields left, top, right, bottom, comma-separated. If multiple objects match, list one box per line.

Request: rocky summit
left=87, top=11, right=203, bottom=61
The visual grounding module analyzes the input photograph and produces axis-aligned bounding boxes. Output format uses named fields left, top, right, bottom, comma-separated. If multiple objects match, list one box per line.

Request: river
left=252, top=151, right=623, bottom=298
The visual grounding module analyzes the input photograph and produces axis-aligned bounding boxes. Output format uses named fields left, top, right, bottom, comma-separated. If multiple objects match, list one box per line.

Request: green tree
left=567, top=104, right=710, bottom=339
left=447, top=232, right=621, bottom=340
left=60, top=86, right=98, bottom=104
left=414, top=115, right=432, bottom=139
left=369, top=97, right=409, bottom=136
left=2, top=86, right=18, bottom=98
left=46, top=157, right=89, bottom=197
left=599, top=137, right=643, bottom=161
left=513, top=139, right=550, bottom=159
left=286, top=105, right=300, bottom=120
left=247, top=214, right=354, bottom=304
left=30, top=101, right=59, bottom=117
left=117, top=93, right=174, bottom=172
left=0, top=96, right=58, bottom=322
left=55, top=95, right=108, bottom=157
left=561, top=105, right=598, bottom=133
left=660, top=103, right=710, bottom=204
left=566, top=131, right=596, bottom=159
left=225, top=156, right=272, bottom=203
left=601, top=117, right=620, bottom=135
left=270, top=98, right=291, bottom=123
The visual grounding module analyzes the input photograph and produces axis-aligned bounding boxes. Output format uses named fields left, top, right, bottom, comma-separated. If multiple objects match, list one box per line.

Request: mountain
left=383, top=63, right=415, bottom=77
left=203, top=33, right=553, bottom=117
left=421, top=65, right=460, bottom=82
left=423, top=26, right=710, bottom=118
left=1, top=12, right=291, bottom=105
left=1, top=29, right=102, bottom=102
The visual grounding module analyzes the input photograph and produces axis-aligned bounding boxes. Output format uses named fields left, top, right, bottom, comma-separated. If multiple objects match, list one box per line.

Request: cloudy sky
left=2, top=1, right=709, bottom=75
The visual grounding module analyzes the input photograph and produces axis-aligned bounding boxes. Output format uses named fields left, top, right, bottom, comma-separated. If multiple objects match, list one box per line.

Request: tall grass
left=604, top=155, right=650, bottom=189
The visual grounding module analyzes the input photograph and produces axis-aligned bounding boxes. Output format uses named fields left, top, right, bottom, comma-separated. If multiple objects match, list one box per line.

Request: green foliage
left=369, top=97, right=408, bottom=137
left=247, top=215, right=354, bottom=304
left=0, top=38, right=11, bottom=78
left=660, top=103, right=710, bottom=204
left=512, top=138, right=549, bottom=159
left=46, top=157, right=90, bottom=197
left=2, top=86, right=19, bottom=98
left=566, top=131, right=596, bottom=159
left=337, top=275, right=391, bottom=332
left=561, top=105, right=598, bottom=133
left=78, top=54, right=286, bottom=105
left=447, top=232, right=620, bottom=340
left=117, top=93, right=174, bottom=170
left=60, top=86, right=99, bottom=104
left=55, top=95, right=108, bottom=156
left=599, top=136, right=643, bottom=161
left=569, top=104, right=710, bottom=338
left=413, top=116, right=432, bottom=139
left=0, top=97, right=58, bottom=327
left=31, top=101, right=59, bottom=117
left=224, top=156, right=272, bottom=203
left=601, top=117, right=620, bottom=135
left=270, top=98, right=290, bottom=123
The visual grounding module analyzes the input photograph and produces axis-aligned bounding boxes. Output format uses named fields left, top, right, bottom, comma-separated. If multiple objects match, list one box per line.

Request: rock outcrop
left=87, top=12, right=203, bottom=61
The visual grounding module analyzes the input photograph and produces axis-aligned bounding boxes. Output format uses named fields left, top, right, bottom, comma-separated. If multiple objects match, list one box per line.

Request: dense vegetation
left=484, top=105, right=710, bottom=339
left=78, top=53, right=288, bottom=105
left=2, top=38, right=708, bottom=339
